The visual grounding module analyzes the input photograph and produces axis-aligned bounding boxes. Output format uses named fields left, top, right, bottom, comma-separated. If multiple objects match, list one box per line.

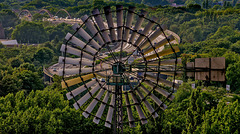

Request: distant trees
left=33, top=47, right=54, bottom=64
left=208, top=26, right=240, bottom=40
left=11, top=21, right=73, bottom=44
left=185, top=0, right=202, bottom=6
left=0, top=9, right=19, bottom=27
left=8, top=57, right=24, bottom=68
left=202, top=0, right=210, bottom=9
left=223, top=1, right=232, bottom=8
left=230, top=40, right=240, bottom=54
left=0, top=3, right=9, bottom=10
left=11, top=21, right=48, bottom=44
left=32, top=13, right=49, bottom=21
left=45, top=23, right=73, bottom=41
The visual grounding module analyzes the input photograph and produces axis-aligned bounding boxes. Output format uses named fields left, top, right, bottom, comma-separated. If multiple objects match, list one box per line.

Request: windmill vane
left=60, top=5, right=181, bottom=134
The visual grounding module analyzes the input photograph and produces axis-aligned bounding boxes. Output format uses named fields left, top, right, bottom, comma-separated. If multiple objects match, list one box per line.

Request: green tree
left=33, top=47, right=53, bottom=64
left=0, top=88, right=110, bottom=133
left=0, top=9, right=19, bottom=27
left=199, top=100, right=240, bottom=133
left=202, top=0, right=206, bottom=9
left=223, top=51, right=240, bottom=66
left=0, top=42, right=4, bottom=48
left=14, top=70, right=44, bottom=92
left=186, top=88, right=206, bottom=133
left=0, top=3, right=9, bottom=10
left=208, top=48, right=227, bottom=57
left=45, top=23, right=73, bottom=41
left=8, top=57, right=24, bottom=68
left=226, top=61, right=240, bottom=92
left=0, top=75, right=22, bottom=96
left=208, top=26, right=239, bottom=40
left=32, top=13, right=49, bottom=21
left=235, top=3, right=240, bottom=9
left=19, top=62, right=36, bottom=72
left=11, top=21, right=48, bottom=43
left=92, top=0, right=106, bottom=9
left=185, top=0, right=202, bottom=6
left=230, top=40, right=240, bottom=54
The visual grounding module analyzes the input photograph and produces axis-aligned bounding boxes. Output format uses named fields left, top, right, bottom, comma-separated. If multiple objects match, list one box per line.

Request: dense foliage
left=0, top=79, right=239, bottom=133
left=0, top=83, right=109, bottom=133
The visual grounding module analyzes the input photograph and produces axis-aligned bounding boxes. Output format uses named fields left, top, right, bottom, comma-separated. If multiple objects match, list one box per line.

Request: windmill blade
left=58, top=68, right=92, bottom=76
left=160, top=71, right=183, bottom=77
left=92, top=9, right=111, bottom=43
left=66, top=79, right=97, bottom=100
left=140, top=85, right=167, bottom=110
left=124, top=93, right=136, bottom=127
left=146, top=58, right=181, bottom=66
left=123, top=6, right=136, bottom=42
left=134, top=16, right=157, bottom=47
left=93, top=91, right=110, bottom=124
left=81, top=15, right=105, bottom=45
left=72, top=23, right=101, bottom=49
left=143, top=35, right=175, bottom=54
left=72, top=83, right=100, bottom=109
left=105, top=92, right=115, bottom=128
left=135, top=89, right=158, bottom=118
left=61, top=73, right=94, bottom=88
left=60, top=44, right=94, bottom=60
left=145, top=73, right=179, bottom=89
left=96, top=72, right=108, bottom=78
left=144, top=80, right=174, bottom=101
left=104, top=6, right=117, bottom=42
left=60, top=6, right=181, bottom=129
left=128, top=10, right=148, bottom=44
left=116, top=5, right=123, bottom=41
left=65, top=33, right=97, bottom=55
left=82, top=89, right=105, bottom=118
left=58, top=56, right=93, bottom=66
left=139, top=25, right=168, bottom=49
left=144, top=46, right=180, bottom=60
left=130, top=92, right=148, bottom=124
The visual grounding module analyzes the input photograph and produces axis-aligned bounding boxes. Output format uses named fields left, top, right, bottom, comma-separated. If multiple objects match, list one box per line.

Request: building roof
left=0, top=39, right=18, bottom=45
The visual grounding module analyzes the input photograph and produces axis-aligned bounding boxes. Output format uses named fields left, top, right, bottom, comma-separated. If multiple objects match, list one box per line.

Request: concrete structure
left=43, top=67, right=54, bottom=83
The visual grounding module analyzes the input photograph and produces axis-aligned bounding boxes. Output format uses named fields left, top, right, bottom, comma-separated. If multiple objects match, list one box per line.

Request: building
left=171, top=3, right=185, bottom=7
left=0, top=39, right=19, bottom=47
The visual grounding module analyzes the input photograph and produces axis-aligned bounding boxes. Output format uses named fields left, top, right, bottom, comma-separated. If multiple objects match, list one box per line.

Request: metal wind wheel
left=59, top=5, right=181, bottom=132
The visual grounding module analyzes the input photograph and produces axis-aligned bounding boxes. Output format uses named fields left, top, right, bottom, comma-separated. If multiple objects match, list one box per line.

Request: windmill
left=58, top=5, right=223, bottom=133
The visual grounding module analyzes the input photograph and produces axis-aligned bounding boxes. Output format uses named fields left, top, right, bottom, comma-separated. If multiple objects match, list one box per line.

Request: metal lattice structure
left=59, top=5, right=181, bottom=133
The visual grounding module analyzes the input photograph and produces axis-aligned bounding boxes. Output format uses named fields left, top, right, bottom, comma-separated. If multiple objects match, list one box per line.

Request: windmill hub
left=112, top=62, right=126, bottom=74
